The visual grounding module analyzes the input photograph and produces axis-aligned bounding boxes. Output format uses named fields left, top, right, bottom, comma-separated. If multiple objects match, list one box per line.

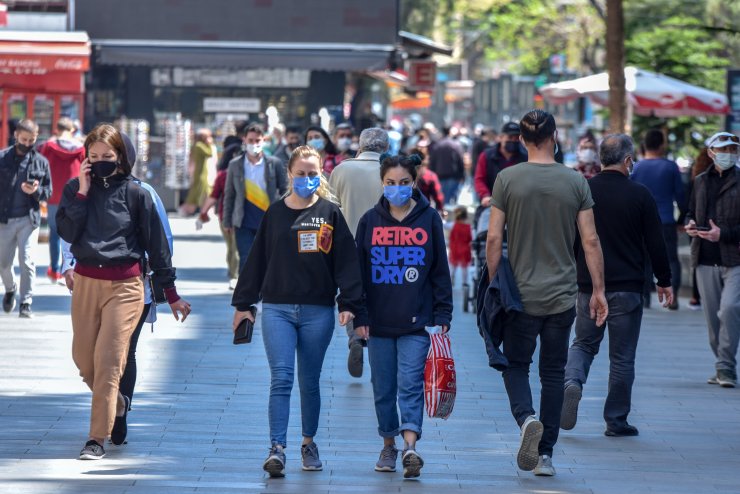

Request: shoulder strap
left=125, top=178, right=142, bottom=228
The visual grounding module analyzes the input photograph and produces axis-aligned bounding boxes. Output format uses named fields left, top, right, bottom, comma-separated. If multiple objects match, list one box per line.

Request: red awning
left=0, top=31, right=90, bottom=92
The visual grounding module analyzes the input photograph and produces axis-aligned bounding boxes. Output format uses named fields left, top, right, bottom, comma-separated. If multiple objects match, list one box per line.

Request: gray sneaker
left=517, top=415, right=543, bottom=471
left=707, top=374, right=719, bottom=385
left=301, top=441, right=322, bottom=471
left=534, top=454, right=556, bottom=476
left=263, top=445, right=286, bottom=477
left=717, top=369, right=737, bottom=388
left=375, top=444, right=398, bottom=472
left=560, top=384, right=582, bottom=430
left=401, top=449, right=424, bottom=478
left=79, top=440, right=105, bottom=460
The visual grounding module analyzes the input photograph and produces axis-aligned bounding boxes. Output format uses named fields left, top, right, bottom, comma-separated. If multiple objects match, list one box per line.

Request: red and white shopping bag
left=424, top=332, right=456, bottom=419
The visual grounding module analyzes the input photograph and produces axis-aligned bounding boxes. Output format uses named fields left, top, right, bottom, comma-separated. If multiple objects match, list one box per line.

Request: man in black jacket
left=0, top=119, right=51, bottom=318
left=561, top=134, right=673, bottom=438
left=428, top=127, right=464, bottom=205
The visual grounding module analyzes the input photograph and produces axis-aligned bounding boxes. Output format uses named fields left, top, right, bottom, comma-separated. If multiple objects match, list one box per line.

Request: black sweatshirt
left=576, top=170, right=671, bottom=293
left=56, top=175, right=177, bottom=288
left=231, top=197, right=366, bottom=319
left=355, top=191, right=453, bottom=338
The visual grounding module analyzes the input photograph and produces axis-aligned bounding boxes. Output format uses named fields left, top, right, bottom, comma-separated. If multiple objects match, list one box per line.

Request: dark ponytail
left=520, top=109, right=556, bottom=147
left=380, top=153, right=422, bottom=181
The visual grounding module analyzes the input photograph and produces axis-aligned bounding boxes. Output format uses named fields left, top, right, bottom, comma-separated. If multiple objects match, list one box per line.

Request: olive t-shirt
left=491, top=162, right=594, bottom=316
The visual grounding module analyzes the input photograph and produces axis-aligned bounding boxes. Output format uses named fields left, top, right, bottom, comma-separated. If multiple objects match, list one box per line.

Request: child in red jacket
left=448, top=206, right=472, bottom=287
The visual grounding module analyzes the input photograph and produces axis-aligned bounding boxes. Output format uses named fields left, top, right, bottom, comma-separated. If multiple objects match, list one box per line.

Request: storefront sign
left=152, top=68, right=311, bottom=88
left=0, top=54, right=89, bottom=74
left=407, top=60, right=437, bottom=93
left=203, top=97, right=260, bottom=113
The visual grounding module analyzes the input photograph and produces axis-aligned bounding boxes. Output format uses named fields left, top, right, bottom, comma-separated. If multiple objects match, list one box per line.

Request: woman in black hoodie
left=56, top=123, right=191, bottom=461
left=355, top=154, right=453, bottom=478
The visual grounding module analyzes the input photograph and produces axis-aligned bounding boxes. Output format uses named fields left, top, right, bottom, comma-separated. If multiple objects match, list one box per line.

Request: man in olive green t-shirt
left=486, top=110, right=608, bottom=477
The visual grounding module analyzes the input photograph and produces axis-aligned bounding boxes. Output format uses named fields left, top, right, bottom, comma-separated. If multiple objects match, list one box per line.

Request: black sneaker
left=2, top=286, right=16, bottom=313
left=19, top=303, right=32, bottom=318
left=111, top=395, right=130, bottom=445
left=79, top=440, right=105, bottom=460
left=560, top=384, right=582, bottom=430
left=605, top=424, right=639, bottom=437
left=348, top=339, right=364, bottom=378
left=263, top=445, right=286, bottom=478
left=717, top=369, right=737, bottom=388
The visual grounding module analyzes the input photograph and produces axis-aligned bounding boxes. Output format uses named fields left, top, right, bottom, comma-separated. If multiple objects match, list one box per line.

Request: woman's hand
left=441, top=325, right=449, bottom=334
left=78, top=159, right=91, bottom=196
left=64, top=269, right=74, bottom=291
left=338, top=311, right=354, bottom=326
left=354, top=325, right=369, bottom=340
left=233, top=309, right=255, bottom=332
left=169, top=297, right=192, bottom=322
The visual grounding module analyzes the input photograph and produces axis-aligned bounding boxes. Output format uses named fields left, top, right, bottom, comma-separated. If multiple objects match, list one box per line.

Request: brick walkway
left=0, top=218, right=738, bottom=494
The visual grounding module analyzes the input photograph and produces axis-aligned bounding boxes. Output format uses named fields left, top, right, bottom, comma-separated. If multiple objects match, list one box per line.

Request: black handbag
left=233, top=317, right=255, bottom=345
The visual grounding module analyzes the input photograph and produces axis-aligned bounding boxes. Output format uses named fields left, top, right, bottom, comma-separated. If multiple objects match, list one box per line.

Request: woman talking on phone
left=56, top=123, right=191, bottom=460
left=231, top=145, right=366, bottom=478
left=354, top=154, right=453, bottom=478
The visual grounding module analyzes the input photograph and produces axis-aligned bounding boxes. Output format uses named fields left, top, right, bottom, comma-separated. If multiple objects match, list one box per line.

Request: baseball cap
left=501, top=122, right=520, bottom=135
left=706, top=132, right=739, bottom=149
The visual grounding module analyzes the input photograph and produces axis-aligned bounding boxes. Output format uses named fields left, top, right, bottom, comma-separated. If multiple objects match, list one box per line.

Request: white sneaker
left=517, top=415, right=543, bottom=471
left=534, top=455, right=555, bottom=476
left=228, top=279, right=238, bottom=290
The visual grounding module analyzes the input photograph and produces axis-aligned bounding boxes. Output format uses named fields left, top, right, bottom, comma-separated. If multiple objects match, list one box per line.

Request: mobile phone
left=25, top=178, right=36, bottom=184
left=695, top=226, right=711, bottom=231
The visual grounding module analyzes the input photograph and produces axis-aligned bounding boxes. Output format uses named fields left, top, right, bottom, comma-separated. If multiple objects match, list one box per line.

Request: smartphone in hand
left=695, top=226, right=711, bottom=232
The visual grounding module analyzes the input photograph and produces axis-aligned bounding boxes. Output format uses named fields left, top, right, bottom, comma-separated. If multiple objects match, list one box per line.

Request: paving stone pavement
left=1, top=217, right=739, bottom=494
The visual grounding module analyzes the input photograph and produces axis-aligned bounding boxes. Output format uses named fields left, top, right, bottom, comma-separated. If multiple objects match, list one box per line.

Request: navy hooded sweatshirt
left=355, top=191, right=453, bottom=338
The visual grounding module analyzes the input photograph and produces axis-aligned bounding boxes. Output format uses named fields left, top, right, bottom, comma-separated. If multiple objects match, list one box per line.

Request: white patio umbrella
left=540, top=66, right=729, bottom=117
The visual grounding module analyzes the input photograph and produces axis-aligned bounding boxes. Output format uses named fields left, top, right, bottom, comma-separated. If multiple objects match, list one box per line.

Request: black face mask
left=15, top=143, right=32, bottom=155
left=504, top=141, right=519, bottom=154
left=91, top=160, right=118, bottom=178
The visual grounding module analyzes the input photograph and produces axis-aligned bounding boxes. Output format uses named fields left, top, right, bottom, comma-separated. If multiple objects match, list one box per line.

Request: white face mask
left=246, top=143, right=263, bottom=156
left=577, top=148, right=597, bottom=164
left=336, top=137, right=352, bottom=152
left=713, top=152, right=738, bottom=171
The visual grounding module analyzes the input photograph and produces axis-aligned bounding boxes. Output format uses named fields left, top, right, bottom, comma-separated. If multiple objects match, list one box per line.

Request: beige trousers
left=220, top=223, right=240, bottom=279
left=71, top=274, right=144, bottom=438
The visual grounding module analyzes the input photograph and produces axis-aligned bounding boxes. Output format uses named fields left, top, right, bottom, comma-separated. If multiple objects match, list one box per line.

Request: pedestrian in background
left=329, top=127, right=388, bottom=378
left=199, top=166, right=239, bottom=290
left=685, top=132, right=740, bottom=388
left=56, top=123, right=190, bottom=461
left=474, top=122, right=527, bottom=208
left=573, top=132, right=601, bottom=179
left=223, top=123, right=288, bottom=271
left=182, top=128, right=217, bottom=216
left=448, top=206, right=472, bottom=287
left=686, top=147, right=714, bottom=310
left=231, top=145, right=366, bottom=478
left=332, top=122, right=356, bottom=164
left=562, top=134, right=673, bottom=438
left=304, top=126, right=342, bottom=175
left=274, top=125, right=302, bottom=163
left=38, top=117, right=85, bottom=284
left=631, top=129, right=686, bottom=310
left=429, top=127, right=465, bottom=205
left=486, top=109, right=607, bottom=477
left=0, top=119, right=51, bottom=318
left=413, top=144, right=445, bottom=214
left=355, top=153, right=452, bottom=478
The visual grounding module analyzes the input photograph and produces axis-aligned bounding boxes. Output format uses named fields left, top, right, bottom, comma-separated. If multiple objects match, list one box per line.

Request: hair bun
left=407, top=154, right=423, bottom=166
left=379, top=152, right=392, bottom=163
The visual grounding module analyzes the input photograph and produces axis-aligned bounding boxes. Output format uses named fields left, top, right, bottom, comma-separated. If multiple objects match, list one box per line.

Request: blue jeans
left=502, top=307, right=575, bottom=457
left=261, top=303, right=335, bottom=448
left=47, top=204, right=61, bottom=273
left=235, top=227, right=257, bottom=272
left=440, top=178, right=461, bottom=205
left=565, top=292, right=643, bottom=431
left=368, top=334, right=430, bottom=439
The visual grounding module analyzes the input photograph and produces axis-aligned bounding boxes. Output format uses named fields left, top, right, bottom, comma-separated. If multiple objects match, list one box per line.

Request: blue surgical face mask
left=308, top=138, right=325, bottom=152
left=293, top=175, right=321, bottom=198
left=384, top=185, right=413, bottom=207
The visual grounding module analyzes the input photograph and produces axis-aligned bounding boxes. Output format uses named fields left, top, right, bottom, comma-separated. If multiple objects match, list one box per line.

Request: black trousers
left=119, top=303, right=151, bottom=406
left=502, top=306, right=576, bottom=457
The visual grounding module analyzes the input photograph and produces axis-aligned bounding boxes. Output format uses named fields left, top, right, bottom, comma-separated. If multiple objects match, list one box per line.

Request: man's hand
left=657, top=286, right=674, bottom=308
left=233, top=309, right=255, bottom=332
left=697, top=219, right=721, bottom=242
left=481, top=196, right=491, bottom=207
left=169, top=297, right=192, bottom=322
left=590, top=291, right=608, bottom=326
left=224, top=227, right=233, bottom=234
left=64, top=269, right=74, bottom=291
left=354, top=325, right=369, bottom=340
left=21, top=180, right=39, bottom=195
left=339, top=311, right=354, bottom=326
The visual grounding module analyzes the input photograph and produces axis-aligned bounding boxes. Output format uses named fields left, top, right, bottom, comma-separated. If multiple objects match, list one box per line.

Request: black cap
left=501, top=122, right=520, bottom=135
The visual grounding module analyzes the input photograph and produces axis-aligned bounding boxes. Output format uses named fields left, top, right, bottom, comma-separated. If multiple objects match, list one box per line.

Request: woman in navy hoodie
left=355, top=154, right=453, bottom=478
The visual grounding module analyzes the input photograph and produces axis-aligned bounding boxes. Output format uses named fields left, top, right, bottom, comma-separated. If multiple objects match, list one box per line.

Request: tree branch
left=588, top=0, right=606, bottom=21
